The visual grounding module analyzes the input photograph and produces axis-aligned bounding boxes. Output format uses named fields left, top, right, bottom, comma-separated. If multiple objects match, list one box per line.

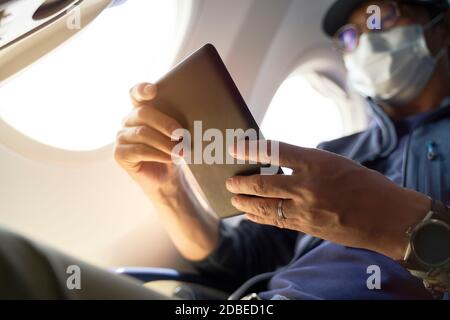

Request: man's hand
left=226, top=140, right=431, bottom=260
left=114, top=83, right=184, bottom=194
left=114, top=83, right=219, bottom=261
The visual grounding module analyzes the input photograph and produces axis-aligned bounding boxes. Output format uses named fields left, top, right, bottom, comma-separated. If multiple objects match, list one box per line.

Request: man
left=219, top=0, right=450, bottom=294
left=113, top=0, right=450, bottom=299
left=0, top=0, right=449, bottom=299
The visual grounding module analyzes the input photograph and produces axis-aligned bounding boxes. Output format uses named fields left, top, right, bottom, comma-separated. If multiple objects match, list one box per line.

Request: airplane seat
left=114, top=267, right=232, bottom=300
left=114, top=265, right=450, bottom=300
left=114, top=235, right=323, bottom=300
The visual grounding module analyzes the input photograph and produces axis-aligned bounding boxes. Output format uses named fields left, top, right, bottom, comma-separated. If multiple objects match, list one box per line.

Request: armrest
left=114, top=267, right=231, bottom=300
left=113, top=267, right=210, bottom=286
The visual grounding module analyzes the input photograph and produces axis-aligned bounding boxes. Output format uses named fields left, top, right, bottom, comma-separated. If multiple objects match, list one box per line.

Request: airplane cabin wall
left=0, top=0, right=366, bottom=269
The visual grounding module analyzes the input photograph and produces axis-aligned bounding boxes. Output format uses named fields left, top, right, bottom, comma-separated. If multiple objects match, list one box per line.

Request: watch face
left=413, top=221, right=450, bottom=267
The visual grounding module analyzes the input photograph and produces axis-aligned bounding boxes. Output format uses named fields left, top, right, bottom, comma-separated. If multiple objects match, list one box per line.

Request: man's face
left=345, top=1, right=450, bottom=57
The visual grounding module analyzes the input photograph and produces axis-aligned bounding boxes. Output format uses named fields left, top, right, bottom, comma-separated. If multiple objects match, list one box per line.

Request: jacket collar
left=352, top=95, right=450, bottom=164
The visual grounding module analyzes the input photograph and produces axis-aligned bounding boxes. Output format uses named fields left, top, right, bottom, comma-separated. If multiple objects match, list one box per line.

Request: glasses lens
left=337, top=26, right=359, bottom=52
left=379, top=2, right=399, bottom=30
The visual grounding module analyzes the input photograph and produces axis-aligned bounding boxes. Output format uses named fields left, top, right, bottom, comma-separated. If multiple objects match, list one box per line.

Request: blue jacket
left=321, top=97, right=450, bottom=202
left=194, top=96, right=450, bottom=300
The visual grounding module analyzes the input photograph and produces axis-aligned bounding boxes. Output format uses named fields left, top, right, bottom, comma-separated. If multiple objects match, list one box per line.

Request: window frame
left=0, top=0, right=196, bottom=164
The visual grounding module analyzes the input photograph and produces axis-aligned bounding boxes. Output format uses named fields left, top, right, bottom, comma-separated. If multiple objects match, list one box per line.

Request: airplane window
left=0, top=0, right=190, bottom=151
left=261, top=74, right=345, bottom=148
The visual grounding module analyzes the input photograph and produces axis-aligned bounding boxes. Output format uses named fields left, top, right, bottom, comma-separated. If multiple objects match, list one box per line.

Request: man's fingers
left=126, top=82, right=184, bottom=139
left=124, top=105, right=184, bottom=140
left=226, top=174, right=294, bottom=198
left=116, top=126, right=180, bottom=156
left=114, top=144, right=173, bottom=167
left=228, top=140, right=310, bottom=169
left=129, top=83, right=158, bottom=107
left=245, top=213, right=288, bottom=230
left=231, top=195, right=294, bottom=219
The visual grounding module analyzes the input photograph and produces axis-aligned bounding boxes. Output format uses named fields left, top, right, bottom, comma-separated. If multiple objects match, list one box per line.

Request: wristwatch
left=400, top=199, right=450, bottom=292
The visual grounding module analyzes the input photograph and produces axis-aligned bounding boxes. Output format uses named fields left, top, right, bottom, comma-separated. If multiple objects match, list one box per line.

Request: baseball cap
left=323, top=0, right=450, bottom=37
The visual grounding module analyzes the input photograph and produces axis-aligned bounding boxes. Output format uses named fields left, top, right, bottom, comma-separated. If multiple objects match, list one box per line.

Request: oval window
left=261, top=74, right=345, bottom=148
left=0, top=0, right=190, bottom=151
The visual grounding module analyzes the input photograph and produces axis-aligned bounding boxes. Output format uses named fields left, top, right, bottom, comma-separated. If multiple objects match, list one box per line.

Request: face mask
left=344, top=15, right=446, bottom=107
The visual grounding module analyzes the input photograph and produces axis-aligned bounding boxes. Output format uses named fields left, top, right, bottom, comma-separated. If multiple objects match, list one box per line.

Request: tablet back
left=154, top=44, right=264, bottom=218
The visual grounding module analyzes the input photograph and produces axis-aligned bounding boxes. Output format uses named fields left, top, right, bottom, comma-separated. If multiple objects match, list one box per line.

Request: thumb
left=130, top=83, right=157, bottom=103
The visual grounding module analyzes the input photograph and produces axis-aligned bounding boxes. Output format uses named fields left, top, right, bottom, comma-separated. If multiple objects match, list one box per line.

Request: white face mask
left=344, top=15, right=446, bottom=107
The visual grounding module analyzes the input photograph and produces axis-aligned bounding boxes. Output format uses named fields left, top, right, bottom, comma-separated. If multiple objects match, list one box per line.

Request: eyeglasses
left=334, top=1, right=401, bottom=53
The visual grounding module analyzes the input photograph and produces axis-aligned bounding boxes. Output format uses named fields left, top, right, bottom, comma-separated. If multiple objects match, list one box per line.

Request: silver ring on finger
left=277, top=199, right=287, bottom=220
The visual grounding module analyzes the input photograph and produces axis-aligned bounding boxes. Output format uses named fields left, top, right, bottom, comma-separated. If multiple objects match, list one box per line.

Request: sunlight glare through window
left=0, top=0, right=186, bottom=151
left=261, top=75, right=344, bottom=148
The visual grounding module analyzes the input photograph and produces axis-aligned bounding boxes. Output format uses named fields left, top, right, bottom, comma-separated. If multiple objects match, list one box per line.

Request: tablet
left=153, top=43, right=270, bottom=218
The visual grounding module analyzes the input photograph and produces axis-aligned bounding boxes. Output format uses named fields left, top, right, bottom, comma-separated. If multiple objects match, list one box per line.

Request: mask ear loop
left=434, top=47, right=447, bottom=61
left=423, top=13, right=445, bottom=30
left=423, top=13, right=447, bottom=61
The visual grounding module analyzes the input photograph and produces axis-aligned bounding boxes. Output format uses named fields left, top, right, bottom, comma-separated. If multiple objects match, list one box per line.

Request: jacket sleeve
left=192, top=219, right=299, bottom=291
left=191, top=142, right=333, bottom=291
